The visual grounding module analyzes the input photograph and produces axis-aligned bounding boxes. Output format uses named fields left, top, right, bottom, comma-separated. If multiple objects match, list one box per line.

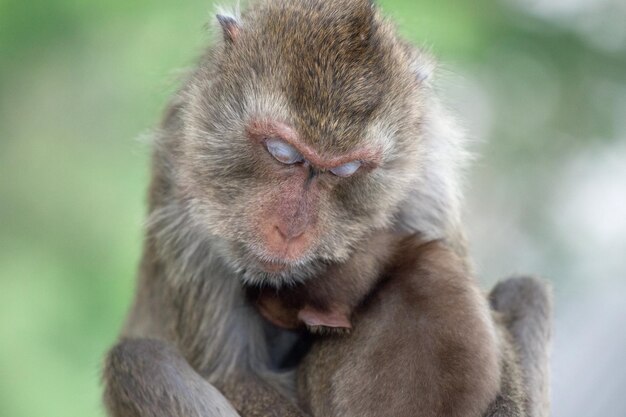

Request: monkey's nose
left=262, top=223, right=312, bottom=262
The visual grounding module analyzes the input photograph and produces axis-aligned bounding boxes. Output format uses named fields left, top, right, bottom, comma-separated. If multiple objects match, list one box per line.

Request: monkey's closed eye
left=265, top=138, right=304, bottom=165
left=330, top=161, right=362, bottom=177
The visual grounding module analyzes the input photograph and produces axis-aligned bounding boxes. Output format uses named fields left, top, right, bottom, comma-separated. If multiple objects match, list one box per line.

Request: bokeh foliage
left=1, top=1, right=624, bottom=417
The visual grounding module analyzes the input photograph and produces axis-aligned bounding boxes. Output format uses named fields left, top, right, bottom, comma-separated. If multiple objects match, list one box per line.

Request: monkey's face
left=175, top=0, right=428, bottom=285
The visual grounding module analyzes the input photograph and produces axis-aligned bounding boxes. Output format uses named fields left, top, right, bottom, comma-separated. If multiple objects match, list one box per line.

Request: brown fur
left=102, top=1, right=552, bottom=417
left=249, top=231, right=397, bottom=332
left=253, top=235, right=502, bottom=417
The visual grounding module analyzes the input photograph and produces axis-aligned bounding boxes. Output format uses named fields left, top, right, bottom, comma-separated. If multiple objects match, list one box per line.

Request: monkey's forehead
left=223, top=0, right=417, bottom=153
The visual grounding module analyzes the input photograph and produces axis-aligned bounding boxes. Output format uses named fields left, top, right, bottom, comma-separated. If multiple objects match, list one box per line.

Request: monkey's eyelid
left=329, top=161, right=362, bottom=177
left=265, top=138, right=305, bottom=165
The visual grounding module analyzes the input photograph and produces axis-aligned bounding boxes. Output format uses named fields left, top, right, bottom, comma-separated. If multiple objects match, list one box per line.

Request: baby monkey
left=250, top=233, right=501, bottom=417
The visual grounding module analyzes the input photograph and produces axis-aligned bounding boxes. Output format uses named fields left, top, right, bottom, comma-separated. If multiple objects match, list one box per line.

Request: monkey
left=249, top=232, right=502, bottom=417
left=102, top=1, right=552, bottom=417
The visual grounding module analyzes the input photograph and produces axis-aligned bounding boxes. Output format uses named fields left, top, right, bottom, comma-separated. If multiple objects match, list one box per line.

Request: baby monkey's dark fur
left=250, top=232, right=399, bottom=334
left=251, top=233, right=502, bottom=417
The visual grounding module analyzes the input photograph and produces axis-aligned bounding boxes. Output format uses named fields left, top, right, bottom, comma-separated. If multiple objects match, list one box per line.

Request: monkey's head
left=174, top=0, right=443, bottom=285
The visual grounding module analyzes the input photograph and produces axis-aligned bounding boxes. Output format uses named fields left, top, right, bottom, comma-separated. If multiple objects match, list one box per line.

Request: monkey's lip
left=249, top=248, right=306, bottom=273
left=245, top=245, right=309, bottom=273
left=257, top=259, right=289, bottom=273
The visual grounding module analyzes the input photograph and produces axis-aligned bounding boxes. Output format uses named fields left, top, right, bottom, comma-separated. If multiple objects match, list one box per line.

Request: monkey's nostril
left=275, top=226, right=287, bottom=240
left=274, top=225, right=305, bottom=242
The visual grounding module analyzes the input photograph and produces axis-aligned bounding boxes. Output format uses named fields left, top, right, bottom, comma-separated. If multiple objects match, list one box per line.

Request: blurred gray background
left=0, top=0, right=624, bottom=416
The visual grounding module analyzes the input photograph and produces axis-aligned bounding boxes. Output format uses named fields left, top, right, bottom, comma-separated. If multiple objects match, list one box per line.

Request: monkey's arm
left=103, top=245, right=307, bottom=417
left=104, top=337, right=307, bottom=417
left=103, top=338, right=241, bottom=417
left=298, top=239, right=503, bottom=417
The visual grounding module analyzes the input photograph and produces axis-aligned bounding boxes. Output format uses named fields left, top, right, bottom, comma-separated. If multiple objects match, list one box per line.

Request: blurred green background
left=1, top=0, right=624, bottom=416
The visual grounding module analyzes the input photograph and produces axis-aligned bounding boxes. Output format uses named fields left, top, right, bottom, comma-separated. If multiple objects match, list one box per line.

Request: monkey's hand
left=252, top=286, right=352, bottom=334
left=252, top=288, right=302, bottom=330
left=218, top=372, right=307, bottom=417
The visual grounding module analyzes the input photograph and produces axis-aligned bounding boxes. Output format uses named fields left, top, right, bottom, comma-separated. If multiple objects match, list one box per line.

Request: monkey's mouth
left=241, top=242, right=312, bottom=274
left=230, top=240, right=325, bottom=286
left=257, top=259, right=289, bottom=273
left=237, top=248, right=329, bottom=288
left=236, top=244, right=298, bottom=275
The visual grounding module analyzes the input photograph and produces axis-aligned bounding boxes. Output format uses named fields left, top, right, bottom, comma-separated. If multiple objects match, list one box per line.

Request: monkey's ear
left=216, top=14, right=241, bottom=44
left=297, top=306, right=352, bottom=330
